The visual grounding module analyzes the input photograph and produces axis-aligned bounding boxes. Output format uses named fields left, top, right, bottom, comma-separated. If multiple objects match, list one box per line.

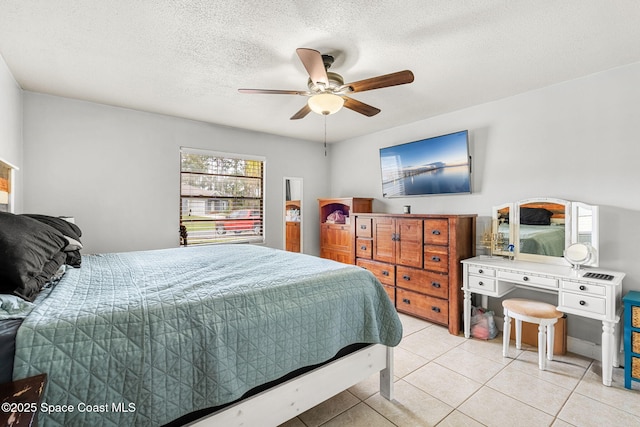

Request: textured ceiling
left=1, top=1, right=640, bottom=143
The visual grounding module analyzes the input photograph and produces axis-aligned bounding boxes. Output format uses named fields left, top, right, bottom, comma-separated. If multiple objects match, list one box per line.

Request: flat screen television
left=379, top=130, right=471, bottom=197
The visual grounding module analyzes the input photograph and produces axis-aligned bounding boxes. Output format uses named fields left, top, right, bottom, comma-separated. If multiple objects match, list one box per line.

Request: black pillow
left=22, top=214, right=82, bottom=239
left=22, top=214, right=83, bottom=267
left=0, top=212, right=68, bottom=301
left=520, top=207, right=554, bottom=225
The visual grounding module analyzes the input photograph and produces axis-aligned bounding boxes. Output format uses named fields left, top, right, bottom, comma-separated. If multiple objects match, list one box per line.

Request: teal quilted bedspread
left=13, top=245, right=402, bottom=426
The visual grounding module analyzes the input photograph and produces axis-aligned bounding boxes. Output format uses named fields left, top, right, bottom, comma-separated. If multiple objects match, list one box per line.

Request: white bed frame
left=188, top=344, right=394, bottom=426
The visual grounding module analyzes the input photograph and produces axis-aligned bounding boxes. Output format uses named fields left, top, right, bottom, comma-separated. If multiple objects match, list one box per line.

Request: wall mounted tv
left=379, top=130, right=471, bottom=197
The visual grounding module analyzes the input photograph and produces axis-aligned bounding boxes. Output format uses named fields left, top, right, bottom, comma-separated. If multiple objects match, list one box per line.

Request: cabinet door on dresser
left=320, top=223, right=353, bottom=263
left=396, top=219, right=423, bottom=267
left=373, top=216, right=396, bottom=263
left=373, top=217, right=423, bottom=268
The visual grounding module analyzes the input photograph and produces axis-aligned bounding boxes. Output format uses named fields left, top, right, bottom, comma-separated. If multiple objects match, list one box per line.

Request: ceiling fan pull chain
left=324, top=115, right=327, bottom=157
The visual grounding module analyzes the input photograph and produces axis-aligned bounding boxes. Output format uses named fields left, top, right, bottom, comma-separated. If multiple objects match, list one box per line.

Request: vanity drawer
left=424, top=245, right=449, bottom=273
left=468, top=275, right=496, bottom=293
left=468, top=265, right=496, bottom=277
left=396, top=265, right=449, bottom=299
left=498, top=271, right=558, bottom=289
left=356, top=238, right=373, bottom=259
left=356, top=217, right=372, bottom=237
left=561, top=281, right=606, bottom=296
left=396, top=288, right=448, bottom=325
left=560, top=292, right=606, bottom=316
left=356, top=259, right=395, bottom=287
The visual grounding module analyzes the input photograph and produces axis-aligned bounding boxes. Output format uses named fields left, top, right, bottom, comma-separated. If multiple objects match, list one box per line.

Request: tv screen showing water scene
left=380, top=130, right=471, bottom=197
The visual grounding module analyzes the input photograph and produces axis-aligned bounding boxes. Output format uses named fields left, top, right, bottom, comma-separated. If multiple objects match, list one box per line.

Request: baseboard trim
left=567, top=336, right=601, bottom=361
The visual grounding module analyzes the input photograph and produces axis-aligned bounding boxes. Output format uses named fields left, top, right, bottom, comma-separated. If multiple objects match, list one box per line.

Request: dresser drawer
left=356, top=238, right=373, bottom=259
left=424, top=219, right=449, bottom=245
left=560, top=292, right=606, bottom=315
left=383, top=285, right=395, bottom=305
left=468, top=265, right=496, bottom=277
left=396, top=288, right=448, bottom=325
left=633, top=331, right=640, bottom=354
left=561, top=280, right=606, bottom=296
left=396, top=265, right=448, bottom=299
left=498, top=271, right=558, bottom=289
left=356, top=259, right=395, bottom=286
left=424, top=245, right=449, bottom=273
left=356, top=217, right=372, bottom=237
left=633, top=357, right=640, bottom=381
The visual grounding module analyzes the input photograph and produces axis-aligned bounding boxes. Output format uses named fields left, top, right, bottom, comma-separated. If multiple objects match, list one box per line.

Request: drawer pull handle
left=478, top=281, right=484, bottom=286
left=431, top=256, right=441, bottom=262
left=403, top=275, right=411, bottom=281
left=431, top=282, right=441, bottom=288
left=432, top=230, right=441, bottom=235
left=579, top=300, right=586, bottom=306
left=360, top=225, right=367, bottom=229
left=523, top=276, right=529, bottom=281
left=431, top=306, right=441, bottom=313
left=360, top=245, right=367, bottom=250
left=579, top=285, right=586, bottom=291
left=478, top=269, right=483, bottom=274
left=402, top=298, right=411, bottom=305
left=382, top=271, right=389, bottom=276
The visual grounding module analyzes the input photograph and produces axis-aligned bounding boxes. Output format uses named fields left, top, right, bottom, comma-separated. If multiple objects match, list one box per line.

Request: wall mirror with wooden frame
left=491, top=197, right=599, bottom=266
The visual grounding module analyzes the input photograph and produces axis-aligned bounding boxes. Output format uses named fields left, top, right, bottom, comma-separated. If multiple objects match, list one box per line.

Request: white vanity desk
left=462, top=256, right=624, bottom=386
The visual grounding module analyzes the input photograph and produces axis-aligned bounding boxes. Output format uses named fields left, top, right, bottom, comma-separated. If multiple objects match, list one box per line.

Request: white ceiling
left=1, top=1, right=640, bottom=143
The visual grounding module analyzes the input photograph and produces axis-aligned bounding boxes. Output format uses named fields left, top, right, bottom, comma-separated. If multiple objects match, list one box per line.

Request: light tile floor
left=280, top=313, right=640, bottom=427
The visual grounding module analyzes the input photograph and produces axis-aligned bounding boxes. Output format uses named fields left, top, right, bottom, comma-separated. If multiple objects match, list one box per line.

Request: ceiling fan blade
left=345, top=70, right=414, bottom=93
left=238, top=89, right=306, bottom=95
left=342, top=96, right=381, bottom=117
left=296, top=48, right=329, bottom=86
left=290, top=104, right=311, bottom=120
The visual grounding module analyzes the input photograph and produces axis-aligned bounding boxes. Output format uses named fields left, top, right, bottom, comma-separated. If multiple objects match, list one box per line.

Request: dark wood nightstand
left=0, top=374, right=47, bottom=427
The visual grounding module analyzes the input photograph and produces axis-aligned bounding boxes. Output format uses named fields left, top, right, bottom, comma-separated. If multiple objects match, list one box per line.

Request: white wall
left=22, top=93, right=330, bottom=254
left=0, top=54, right=23, bottom=212
left=330, top=62, right=640, bottom=344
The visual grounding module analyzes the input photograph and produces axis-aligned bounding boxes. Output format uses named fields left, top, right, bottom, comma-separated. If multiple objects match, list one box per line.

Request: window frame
left=179, top=147, right=266, bottom=246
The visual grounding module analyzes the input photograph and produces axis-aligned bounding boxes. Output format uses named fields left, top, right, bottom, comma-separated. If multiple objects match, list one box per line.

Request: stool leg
left=503, top=312, right=511, bottom=358
left=538, top=324, right=546, bottom=370
left=515, top=319, right=522, bottom=350
left=547, top=323, right=555, bottom=361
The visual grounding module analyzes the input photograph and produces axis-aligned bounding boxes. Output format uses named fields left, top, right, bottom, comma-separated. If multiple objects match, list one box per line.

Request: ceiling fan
left=238, top=48, right=414, bottom=120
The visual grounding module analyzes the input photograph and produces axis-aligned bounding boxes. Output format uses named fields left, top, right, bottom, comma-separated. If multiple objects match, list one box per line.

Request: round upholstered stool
left=502, top=298, right=564, bottom=370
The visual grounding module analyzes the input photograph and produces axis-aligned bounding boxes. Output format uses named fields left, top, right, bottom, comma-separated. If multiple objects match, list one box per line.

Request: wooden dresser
left=318, top=198, right=373, bottom=264
left=354, top=213, right=476, bottom=335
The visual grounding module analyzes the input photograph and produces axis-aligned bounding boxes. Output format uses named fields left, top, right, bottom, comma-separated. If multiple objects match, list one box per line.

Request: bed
left=0, top=212, right=402, bottom=426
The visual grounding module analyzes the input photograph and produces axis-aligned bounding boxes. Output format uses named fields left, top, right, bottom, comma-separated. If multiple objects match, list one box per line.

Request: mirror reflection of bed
left=517, top=202, right=566, bottom=257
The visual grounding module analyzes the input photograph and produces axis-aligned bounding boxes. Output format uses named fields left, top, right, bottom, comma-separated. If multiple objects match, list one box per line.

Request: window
left=180, top=148, right=265, bottom=245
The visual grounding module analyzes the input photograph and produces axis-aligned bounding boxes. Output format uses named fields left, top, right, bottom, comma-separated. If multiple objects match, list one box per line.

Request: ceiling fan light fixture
left=307, top=93, right=344, bottom=115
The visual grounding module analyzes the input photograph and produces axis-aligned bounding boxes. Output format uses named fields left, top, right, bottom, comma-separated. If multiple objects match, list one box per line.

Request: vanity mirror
left=490, top=198, right=599, bottom=266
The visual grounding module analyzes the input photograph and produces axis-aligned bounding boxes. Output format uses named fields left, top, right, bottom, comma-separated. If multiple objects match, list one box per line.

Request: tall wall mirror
left=491, top=198, right=599, bottom=266
left=283, top=177, right=303, bottom=253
